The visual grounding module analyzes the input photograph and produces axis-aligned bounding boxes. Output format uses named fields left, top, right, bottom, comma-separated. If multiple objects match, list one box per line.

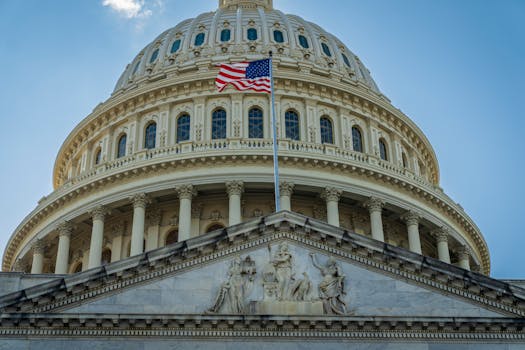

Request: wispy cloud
left=102, top=0, right=152, bottom=19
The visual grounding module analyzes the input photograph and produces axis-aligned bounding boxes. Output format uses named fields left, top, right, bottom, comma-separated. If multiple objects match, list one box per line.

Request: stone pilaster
left=109, top=222, right=125, bottom=263
left=431, top=227, right=451, bottom=264
left=88, top=205, right=110, bottom=269
left=145, top=208, right=161, bottom=251
left=279, top=182, right=294, bottom=211
left=226, top=180, right=244, bottom=226
left=31, top=239, right=45, bottom=274
left=55, top=221, right=73, bottom=274
left=176, top=185, right=196, bottom=242
left=363, top=197, right=385, bottom=242
left=402, top=211, right=422, bottom=254
left=191, top=203, right=203, bottom=238
left=130, top=193, right=150, bottom=256
left=322, top=187, right=342, bottom=227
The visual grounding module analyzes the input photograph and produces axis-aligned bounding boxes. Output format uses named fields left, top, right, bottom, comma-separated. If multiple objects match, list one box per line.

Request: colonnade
left=28, top=182, right=469, bottom=274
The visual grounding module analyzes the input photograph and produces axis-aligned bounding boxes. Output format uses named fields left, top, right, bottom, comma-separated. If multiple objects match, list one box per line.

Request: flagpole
left=269, top=51, right=281, bottom=212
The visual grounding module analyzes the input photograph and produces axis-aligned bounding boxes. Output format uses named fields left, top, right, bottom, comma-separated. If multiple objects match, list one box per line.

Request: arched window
left=206, top=223, right=225, bottom=233
left=321, top=42, right=332, bottom=57
left=248, top=107, right=264, bottom=138
left=298, top=35, right=309, bottom=49
left=132, top=61, right=141, bottom=74
left=220, top=29, right=231, bottom=42
left=273, top=30, right=284, bottom=43
left=149, top=48, right=159, bottom=63
left=144, top=122, right=157, bottom=149
left=402, top=152, right=408, bottom=168
left=320, top=116, right=334, bottom=144
left=247, top=28, right=257, bottom=41
left=352, top=126, right=363, bottom=152
left=342, top=53, right=351, bottom=67
left=170, top=39, right=181, bottom=53
left=212, top=109, right=227, bottom=139
left=177, top=114, right=191, bottom=143
left=194, top=33, right=205, bottom=46
left=285, top=110, right=300, bottom=141
left=117, top=134, right=127, bottom=158
left=165, top=230, right=178, bottom=246
left=94, top=148, right=102, bottom=165
left=379, top=138, right=388, bottom=161
left=101, top=249, right=111, bottom=265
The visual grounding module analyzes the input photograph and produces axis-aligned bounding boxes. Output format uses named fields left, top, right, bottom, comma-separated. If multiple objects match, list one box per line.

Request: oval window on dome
left=170, top=39, right=181, bottom=53
left=273, top=30, right=284, bottom=43
left=247, top=28, right=257, bottom=41
left=298, top=35, right=309, bottom=49
left=149, top=49, right=159, bottom=64
left=321, top=42, right=332, bottom=57
left=342, top=53, right=351, bottom=67
left=220, top=29, right=231, bottom=42
left=194, top=33, right=205, bottom=46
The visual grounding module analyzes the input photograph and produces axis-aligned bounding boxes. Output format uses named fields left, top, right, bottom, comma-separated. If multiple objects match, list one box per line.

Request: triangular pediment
left=1, top=211, right=524, bottom=319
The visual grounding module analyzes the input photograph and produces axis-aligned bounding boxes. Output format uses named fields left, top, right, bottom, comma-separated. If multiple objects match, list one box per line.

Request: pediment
left=1, top=211, right=524, bottom=319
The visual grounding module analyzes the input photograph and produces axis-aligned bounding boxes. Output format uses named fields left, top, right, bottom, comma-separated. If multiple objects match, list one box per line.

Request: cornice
left=3, top=148, right=489, bottom=274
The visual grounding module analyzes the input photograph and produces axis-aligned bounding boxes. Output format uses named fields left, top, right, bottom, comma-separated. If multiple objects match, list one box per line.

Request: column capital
left=322, top=187, right=342, bottom=202
left=226, top=180, right=244, bottom=196
left=431, top=226, right=449, bottom=243
left=57, top=221, right=74, bottom=238
left=130, top=193, right=150, bottom=209
left=279, top=182, right=295, bottom=197
left=175, top=184, right=196, bottom=200
left=89, top=205, right=110, bottom=222
left=457, top=245, right=471, bottom=260
left=363, top=197, right=384, bottom=212
left=13, top=259, right=28, bottom=273
left=401, top=210, right=420, bottom=226
left=147, top=208, right=162, bottom=226
left=32, top=239, right=45, bottom=255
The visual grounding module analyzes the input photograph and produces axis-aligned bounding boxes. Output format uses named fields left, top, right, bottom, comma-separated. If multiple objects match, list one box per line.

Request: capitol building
left=0, top=0, right=524, bottom=348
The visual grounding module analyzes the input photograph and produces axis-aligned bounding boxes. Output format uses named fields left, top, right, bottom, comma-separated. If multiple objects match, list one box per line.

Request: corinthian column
left=88, top=206, right=110, bottom=269
left=176, top=185, right=195, bottom=242
left=279, top=182, right=294, bottom=211
left=364, top=197, right=385, bottom=242
left=457, top=245, right=471, bottom=271
left=322, top=187, right=342, bottom=227
left=31, top=239, right=45, bottom=274
left=432, top=227, right=451, bottom=264
left=130, top=193, right=150, bottom=256
left=402, top=211, right=422, bottom=254
left=226, top=181, right=244, bottom=226
left=55, top=221, right=73, bottom=274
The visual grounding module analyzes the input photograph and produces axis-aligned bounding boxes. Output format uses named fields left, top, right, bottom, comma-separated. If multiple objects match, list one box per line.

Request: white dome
left=113, top=0, right=381, bottom=94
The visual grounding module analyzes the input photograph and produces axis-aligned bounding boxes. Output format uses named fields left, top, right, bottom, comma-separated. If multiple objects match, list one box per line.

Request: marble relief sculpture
left=310, top=253, right=347, bottom=315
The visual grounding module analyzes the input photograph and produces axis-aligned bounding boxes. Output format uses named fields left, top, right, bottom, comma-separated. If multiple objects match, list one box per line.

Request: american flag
left=216, top=59, right=272, bottom=93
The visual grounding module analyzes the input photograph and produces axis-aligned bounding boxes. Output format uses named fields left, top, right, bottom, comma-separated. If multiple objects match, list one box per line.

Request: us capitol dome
left=3, top=0, right=489, bottom=277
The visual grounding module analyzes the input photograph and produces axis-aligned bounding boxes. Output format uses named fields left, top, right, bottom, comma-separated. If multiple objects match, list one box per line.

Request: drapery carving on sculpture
left=310, top=253, right=347, bottom=315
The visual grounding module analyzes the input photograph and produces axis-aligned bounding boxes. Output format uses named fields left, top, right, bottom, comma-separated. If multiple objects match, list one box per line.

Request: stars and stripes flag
left=215, top=59, right=272, bottom=93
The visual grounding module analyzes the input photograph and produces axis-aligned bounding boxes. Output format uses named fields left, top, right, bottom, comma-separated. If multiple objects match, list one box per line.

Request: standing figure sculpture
left=309, top=253, right=347, bottom=315
left=271, top=243, right=293, bottom=300
left=208, top=257, right=245, bottom=313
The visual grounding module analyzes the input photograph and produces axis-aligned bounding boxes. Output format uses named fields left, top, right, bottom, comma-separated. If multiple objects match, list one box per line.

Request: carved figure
left=271, top=243, right=293, bottom=300
left=290, top=272, right=312, bottom=301
left=208, top=257, right=246, bottom=313
left=310, top=253, right=347, bottom=315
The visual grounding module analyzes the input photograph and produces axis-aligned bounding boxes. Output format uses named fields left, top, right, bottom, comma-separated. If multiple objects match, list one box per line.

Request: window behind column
left=212, top=109, right=227, bottom=139
left=285, top=110, right=300, bottom=141
left=248, top=107, right=263, bottom=138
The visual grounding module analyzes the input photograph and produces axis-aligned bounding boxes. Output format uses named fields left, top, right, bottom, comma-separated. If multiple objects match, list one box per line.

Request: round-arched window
left=101, top=249, right=112, bottom=265
left=177, top=114, right=191, bottom=143
left=165, top=230, right=179, bottom=246
left=285, top=110, right=300, bottom=141
left=212, top=109, right=227, bottom=139
left=194, top=33, right=205, bottom=46
left=248, top=107, right=264, bottom=138
left=144, top=122, right=157, bottom=149
left=273, top=30, right=284, bottom=43
left=247, top=28, right=258, bottom=41
left=352, top=126, right=363, bottom=153
left=117, top=134, right=127, bottom=158
left=149, top=48, right=159, bottom=63
left=320, top=116, right=334, bottom=144
left=379, top=138, right=388, bottom=161
left=170, top=39, right=181, bottom=53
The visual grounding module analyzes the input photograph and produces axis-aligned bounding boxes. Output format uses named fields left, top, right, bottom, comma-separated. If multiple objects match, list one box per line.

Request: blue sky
left=0, top=0, right=523, bottom=278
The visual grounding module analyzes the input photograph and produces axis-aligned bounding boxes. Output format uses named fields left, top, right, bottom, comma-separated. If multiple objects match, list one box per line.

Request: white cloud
left=102, top=0, right=152, bottom=19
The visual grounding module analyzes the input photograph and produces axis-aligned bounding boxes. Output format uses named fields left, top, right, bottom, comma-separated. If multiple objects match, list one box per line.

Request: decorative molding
left=431, top=226, right=449, bottom=243
left=89, top=206, right=110, bottom=222
left=57, top=221, right=73, bottom=238
left=363, top=197, right=384, bottom=213
left=402, top=210, right=420, bottom=226
left=175, top=184, right=196, bottom=200
left=321, top=187, right=342, bottom=203
left=226, top=180, right=244, bottom=196
left=279, top=182, right=295, bottom=197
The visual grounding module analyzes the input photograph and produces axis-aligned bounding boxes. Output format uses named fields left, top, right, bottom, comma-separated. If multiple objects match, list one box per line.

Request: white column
left=176, top=184, right=195, bottom=242
left=191, top=203, right=203, bottom=237
left=30, top=239, right=45, bottom=274
left=55, top=222, right=73, bottom=274
left=226, top=180, right=244, bottom=226
left=457, top=245, right=471, bottom=271
left=109, top=223, right=125, bottom=263
left=145, top=209, right=161, bottom=251
left=322, top=187, right=342, bottom=227
left=364, top=197, right=385, bottom=242
left=433, top=227, right=451, bottom=264
left=130, top=193, right=150, bottom=256
left=88, top=206, right=109, bottom=269
left=402, top=211, right=422, bottom=254
left=279, top=182, right=294, bottom=211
